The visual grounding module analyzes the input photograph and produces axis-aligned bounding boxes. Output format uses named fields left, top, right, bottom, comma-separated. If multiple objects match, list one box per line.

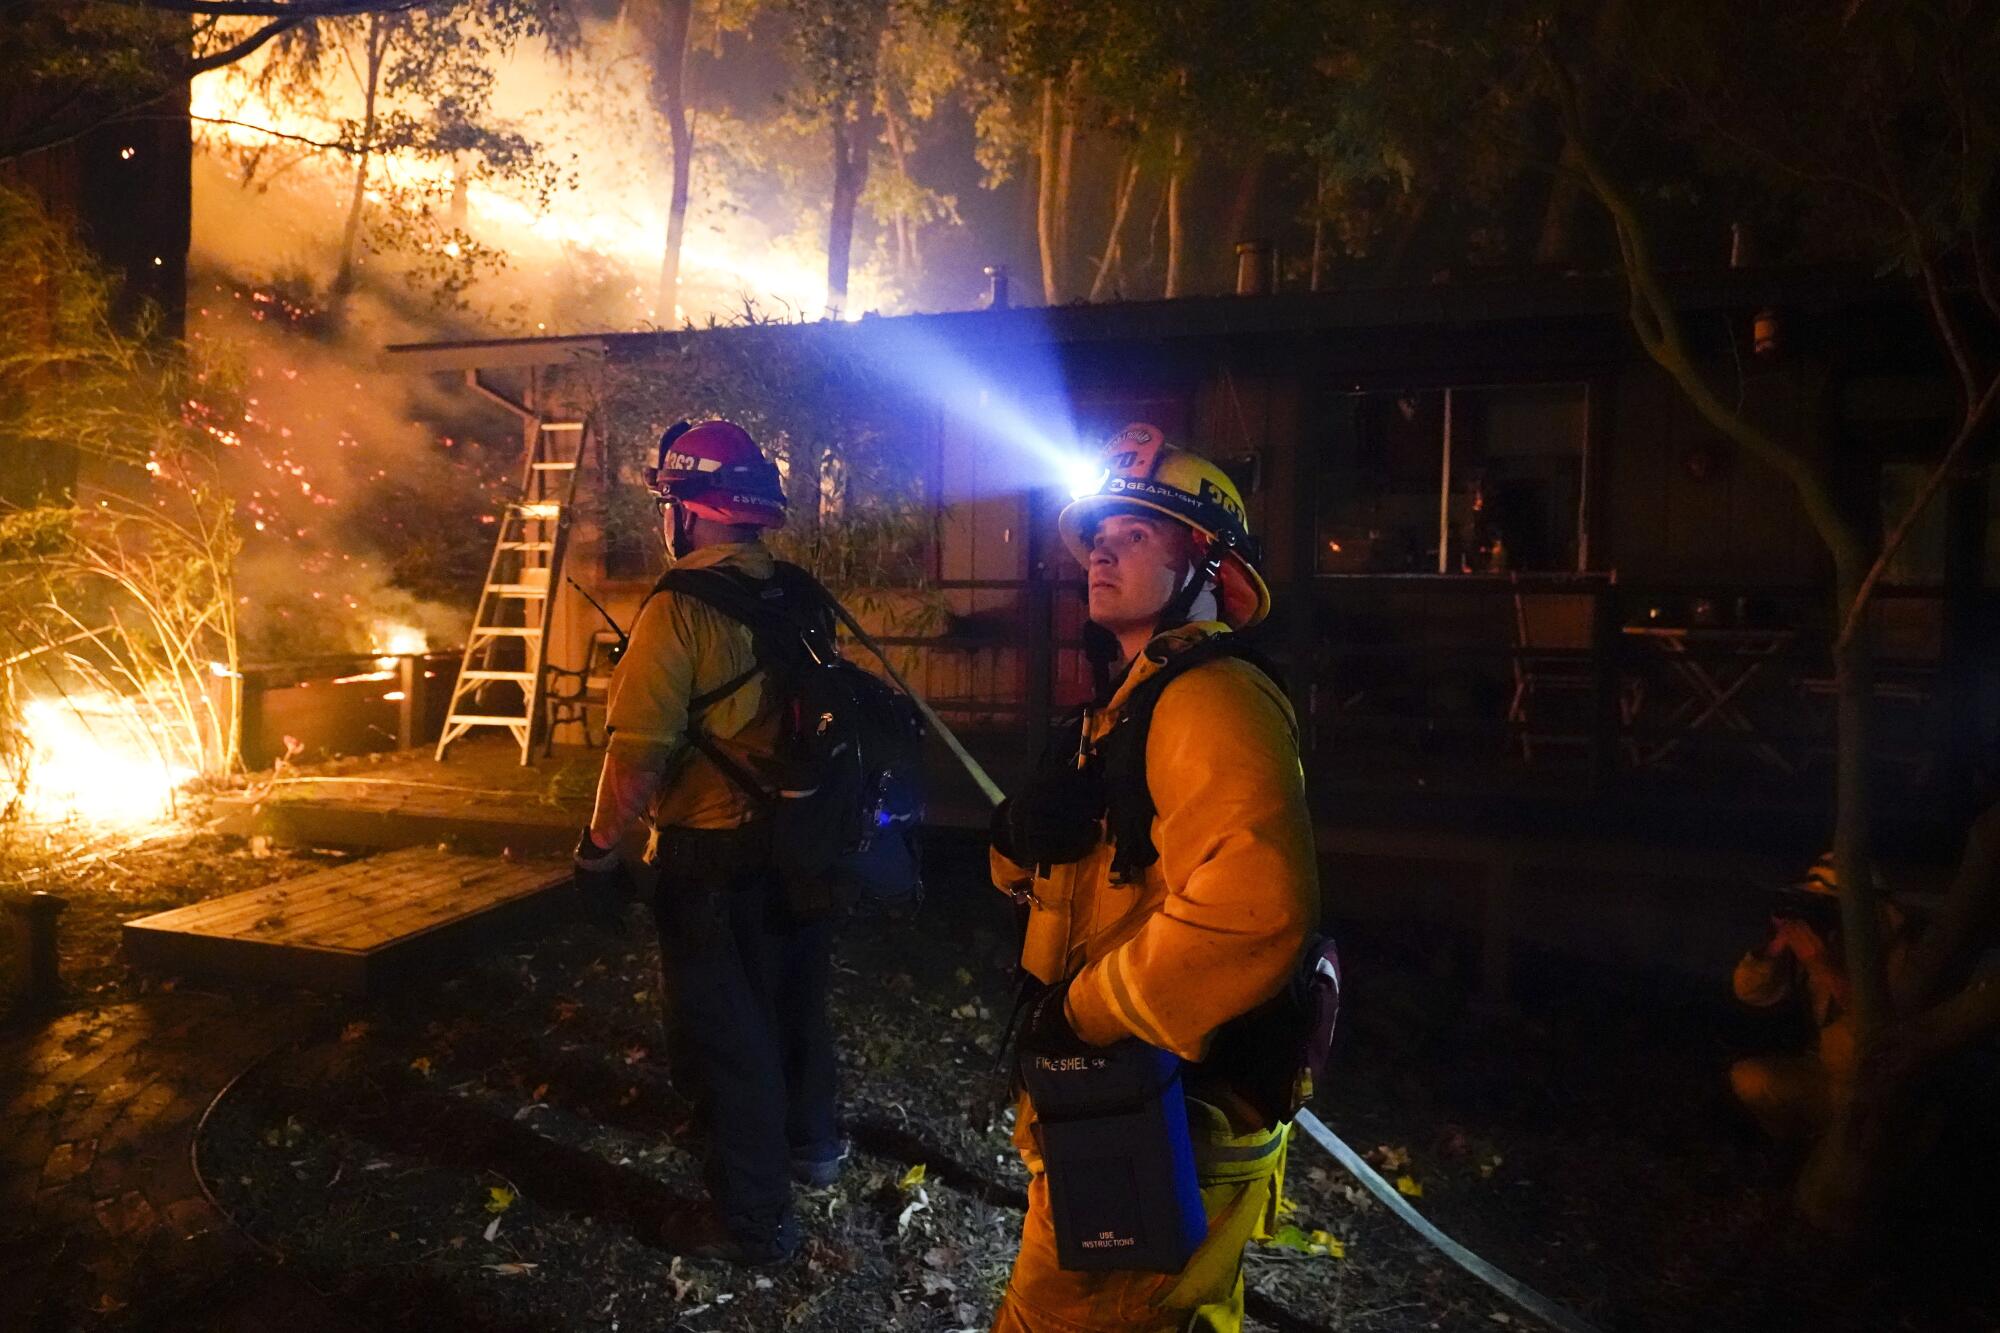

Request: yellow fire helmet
left=1057, top=422, right=1272, bottom=629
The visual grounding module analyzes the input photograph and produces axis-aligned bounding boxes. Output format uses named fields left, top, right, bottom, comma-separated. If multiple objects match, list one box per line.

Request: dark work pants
left=649, top=823, right=838, bottom=1242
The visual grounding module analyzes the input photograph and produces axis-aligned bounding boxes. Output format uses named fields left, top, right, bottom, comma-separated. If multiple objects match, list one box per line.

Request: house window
left=1878, top=461, right=1950, bottom=587
left=1317, top=384, right=1589, bottom=574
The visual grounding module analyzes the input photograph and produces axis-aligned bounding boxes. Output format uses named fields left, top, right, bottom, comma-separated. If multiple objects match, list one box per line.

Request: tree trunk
left=882, top=98, right=918, bottom=277
left=1534, top=140, right=1585, bottom=267
left=1221, top=149, right=1266, bottom=285
left=1052, top=63, right=1078, bottom=295
left=1794, top=570, right=1892, bottom=1234
left=1310, top=161, right=1328, bottom=292
left=448, top=152, right=469, bottom=231
left=1035, top=77, right=1061, bottom=303
left=1832, top=580, right=1887, bottom=1035
left=1164, top=130, right=1189, bottom=298
left=826, top=103, right=869, bottom=318
left=1089, top=149, right=1141, bottom=302
left=645, top=0, right=695, bottom=320
left=332, top=16, right=386, bottom=300
left=1380, top=189, right=1431, bottom=278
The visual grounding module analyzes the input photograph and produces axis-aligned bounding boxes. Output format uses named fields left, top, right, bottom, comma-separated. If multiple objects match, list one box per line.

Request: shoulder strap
left=1099, top=631, right=1287, bottom=883
left=649, top=566, right=801, bottom=807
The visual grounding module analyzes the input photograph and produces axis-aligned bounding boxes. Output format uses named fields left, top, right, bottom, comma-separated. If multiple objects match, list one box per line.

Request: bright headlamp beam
left=861, top=323, right=1088, bottom=494
left=1065, top=461, right=1109, bottom=499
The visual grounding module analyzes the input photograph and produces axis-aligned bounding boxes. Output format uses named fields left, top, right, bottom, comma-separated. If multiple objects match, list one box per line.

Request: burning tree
left=198, top=0, right=577, bottom=314
left=0, top=187, right=241, bottom=831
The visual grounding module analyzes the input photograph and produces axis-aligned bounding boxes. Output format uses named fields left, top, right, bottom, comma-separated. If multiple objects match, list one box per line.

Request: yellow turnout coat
left=991, top=622, right=1319, bottom=1333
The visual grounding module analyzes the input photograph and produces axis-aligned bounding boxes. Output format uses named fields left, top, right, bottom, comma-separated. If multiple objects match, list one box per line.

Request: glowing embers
left=13, top=691, right=199, bottom=827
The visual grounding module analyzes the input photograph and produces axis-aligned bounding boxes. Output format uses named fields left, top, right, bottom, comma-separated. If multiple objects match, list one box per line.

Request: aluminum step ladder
left=435, top=418, right=588, bottom=764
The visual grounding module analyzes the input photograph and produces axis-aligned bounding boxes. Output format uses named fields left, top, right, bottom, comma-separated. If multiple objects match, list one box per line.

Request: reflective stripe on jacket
left=603, top=542, right=784, bottom=830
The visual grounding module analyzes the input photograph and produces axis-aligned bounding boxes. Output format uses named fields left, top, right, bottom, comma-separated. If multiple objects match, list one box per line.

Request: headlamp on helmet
left=1057, top=423, right=1271, bottom=629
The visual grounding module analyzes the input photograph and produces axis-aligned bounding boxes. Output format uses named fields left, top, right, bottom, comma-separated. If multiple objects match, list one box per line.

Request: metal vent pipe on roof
left=984, top=264, right=1010, bottom=310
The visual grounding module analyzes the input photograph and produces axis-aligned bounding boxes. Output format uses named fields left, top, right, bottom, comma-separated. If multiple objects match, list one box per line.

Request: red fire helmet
left=644, top=419, right=787, bottom=529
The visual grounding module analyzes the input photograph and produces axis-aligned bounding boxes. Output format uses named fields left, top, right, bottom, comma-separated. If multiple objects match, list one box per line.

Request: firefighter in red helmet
left=574, top=419, right=842, bottom=1266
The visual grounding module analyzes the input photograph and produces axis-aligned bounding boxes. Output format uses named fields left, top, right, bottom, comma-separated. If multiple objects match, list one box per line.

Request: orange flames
left=13, top=693, right=199, bottom=829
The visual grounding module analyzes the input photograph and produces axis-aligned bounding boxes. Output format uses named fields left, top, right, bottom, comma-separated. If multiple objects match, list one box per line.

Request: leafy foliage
left=595, top=312, right=935, bottom=597
left=0, top=188, right=243, bottom=817
left=203, top=0, right=577, bottom=308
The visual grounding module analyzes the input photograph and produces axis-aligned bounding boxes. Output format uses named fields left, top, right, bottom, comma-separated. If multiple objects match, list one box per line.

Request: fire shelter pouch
left=1021, top=1038, right=1207, bottom=1273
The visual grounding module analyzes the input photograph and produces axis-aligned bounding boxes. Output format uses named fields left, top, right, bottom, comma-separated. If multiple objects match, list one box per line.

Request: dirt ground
left=11, top=827, right=2000, bottom=1332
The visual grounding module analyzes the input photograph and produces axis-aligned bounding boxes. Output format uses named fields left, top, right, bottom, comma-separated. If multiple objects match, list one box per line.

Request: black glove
left=1015, top=980, right=1091, bottom=1070
left=573, top=827, right=632, bottom=934
left=993, top=762, right=1103, bottom=868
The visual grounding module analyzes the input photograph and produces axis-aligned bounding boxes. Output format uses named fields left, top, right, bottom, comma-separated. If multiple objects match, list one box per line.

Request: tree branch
left=188, top=15, right=305, bottom=74
left=0, top=10, right=315, bottom=162
left=135, top=0, right=429, bottom=15
left=1544, top=50, right=1862, bottom=570
left=191, top=113, right=357, bottom=153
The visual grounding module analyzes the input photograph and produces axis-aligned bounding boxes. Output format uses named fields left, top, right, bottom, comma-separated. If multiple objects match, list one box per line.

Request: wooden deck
left=211, top=735, right=598, bottom=854
left=122, top=847, right=579, bottom=994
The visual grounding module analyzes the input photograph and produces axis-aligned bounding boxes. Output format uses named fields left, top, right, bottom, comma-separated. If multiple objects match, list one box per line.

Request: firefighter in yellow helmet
left=988, top=424, right=1324, bottom=1333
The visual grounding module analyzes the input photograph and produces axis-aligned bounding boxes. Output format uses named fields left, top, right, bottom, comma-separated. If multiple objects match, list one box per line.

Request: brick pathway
left=0, top=992, right=353, bottom=1330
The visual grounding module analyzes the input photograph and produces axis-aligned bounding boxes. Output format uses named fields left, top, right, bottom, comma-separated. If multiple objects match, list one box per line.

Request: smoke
left=184, top=275, right=519, bottom=661
left=182, top=7, right=980, bottom=662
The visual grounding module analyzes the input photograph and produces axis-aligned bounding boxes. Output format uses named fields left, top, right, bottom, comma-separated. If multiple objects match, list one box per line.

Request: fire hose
left=833, top=602, right=1604, bottom=1333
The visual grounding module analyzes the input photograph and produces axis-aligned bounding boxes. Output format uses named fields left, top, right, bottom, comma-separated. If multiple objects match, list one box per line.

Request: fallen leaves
left=483, top=1262, right=537, bottom=1276
left=897, top=1187, right=930, bottom=1235
left=262, top=1116, right=305, bottom=1148
left=485, top=1186, right=514, bottom=1214
left=1263, top=1224, right=1346, bottom=1258
left=897, top=1163, right=927, bottom=1191
left=1368, top=1144, right=1411, bottom=1172
left=1395, top=1175, right=1424, bottom=1198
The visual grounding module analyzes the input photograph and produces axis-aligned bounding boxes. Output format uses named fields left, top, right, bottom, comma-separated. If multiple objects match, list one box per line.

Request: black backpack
left=654, top=561, right=927, bottom=917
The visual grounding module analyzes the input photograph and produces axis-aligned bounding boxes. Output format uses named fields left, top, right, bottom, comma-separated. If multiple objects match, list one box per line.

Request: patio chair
left=541, top=628, right=624, bottom=755
left=1507, top=582, right=1604, bottom=764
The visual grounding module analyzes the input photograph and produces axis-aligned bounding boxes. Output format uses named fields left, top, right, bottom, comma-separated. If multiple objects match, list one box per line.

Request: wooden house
left=386, top=272, right=1994, bottom=984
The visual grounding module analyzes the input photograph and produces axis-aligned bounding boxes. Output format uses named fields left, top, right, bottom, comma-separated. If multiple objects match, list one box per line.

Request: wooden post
left=238, top=670, right=266, bottom=770
left=7, top=891, right=67, bottom=1007
left=397, top=654, right=419, bottom=751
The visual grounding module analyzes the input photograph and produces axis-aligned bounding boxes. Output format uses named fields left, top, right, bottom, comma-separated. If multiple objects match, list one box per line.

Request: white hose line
left=1293, top=1109, right=1604, bottom=1333
left=825, top=596, right=1008, bottom=809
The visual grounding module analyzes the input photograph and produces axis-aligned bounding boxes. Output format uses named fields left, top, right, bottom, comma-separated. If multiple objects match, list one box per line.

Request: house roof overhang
left=379, top=267, right=1914, bottom=374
